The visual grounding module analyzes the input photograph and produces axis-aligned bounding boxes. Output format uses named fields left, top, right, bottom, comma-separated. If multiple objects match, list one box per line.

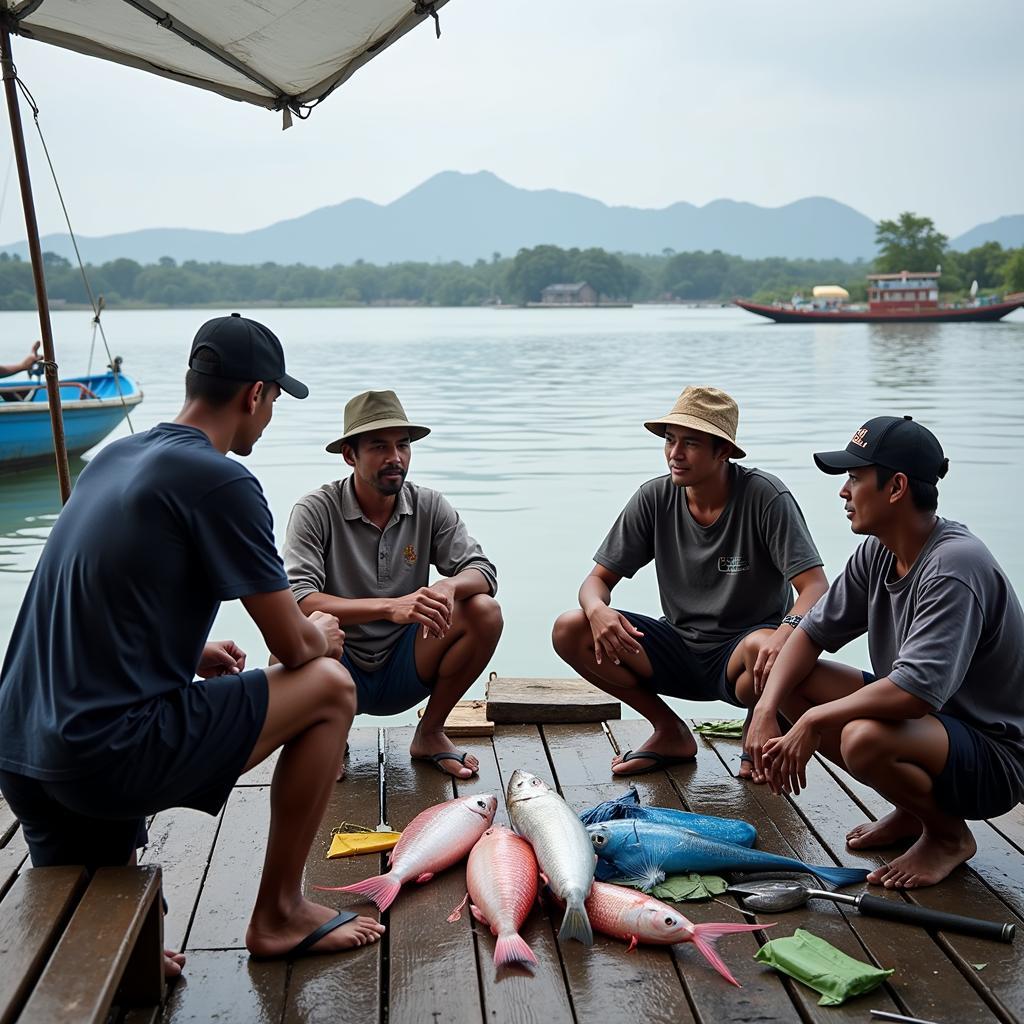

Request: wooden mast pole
left=1, top=24, right=72, bottom=504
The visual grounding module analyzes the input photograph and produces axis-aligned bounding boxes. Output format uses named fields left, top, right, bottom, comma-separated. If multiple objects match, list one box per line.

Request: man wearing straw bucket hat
left=553, top=385, right=828, bottom=777
left=284, top=390, right=501, bottom=779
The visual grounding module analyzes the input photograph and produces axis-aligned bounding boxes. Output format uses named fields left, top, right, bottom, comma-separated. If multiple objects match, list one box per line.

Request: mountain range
left=4, top=171, right=1020, bottom=267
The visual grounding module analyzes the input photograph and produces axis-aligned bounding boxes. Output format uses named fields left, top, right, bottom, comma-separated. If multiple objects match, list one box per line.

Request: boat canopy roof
left=2, top=0, right=450, bottom=117
left=812, top=285, right=849, bottom=299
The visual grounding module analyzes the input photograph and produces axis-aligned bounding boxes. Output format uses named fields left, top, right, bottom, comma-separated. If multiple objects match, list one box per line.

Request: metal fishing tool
left=727, top=879, right=1015, bottom=943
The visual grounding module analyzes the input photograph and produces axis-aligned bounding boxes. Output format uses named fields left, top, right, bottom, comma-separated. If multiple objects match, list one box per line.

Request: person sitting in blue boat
left=0, top=339, right=39, bottom=377
left=0, top=314, right=384, bottom=973
left=748, top=416, right=1024, bottom=888
left=551, top=385, right=828, bottom=777
left=283, top=389, right=502, bottom=780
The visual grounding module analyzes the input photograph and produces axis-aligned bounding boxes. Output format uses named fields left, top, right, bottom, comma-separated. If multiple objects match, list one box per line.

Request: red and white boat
left=737, top=271, right=1024, bottom=323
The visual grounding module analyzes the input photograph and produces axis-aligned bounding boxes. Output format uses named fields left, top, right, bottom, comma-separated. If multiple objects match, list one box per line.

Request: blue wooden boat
left=0, top=371, right=143, bottom=471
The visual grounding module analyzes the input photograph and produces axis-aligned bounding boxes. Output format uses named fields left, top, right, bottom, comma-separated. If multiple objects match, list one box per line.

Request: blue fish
left=588, top=820, right=868, bottom=891
left=579, top=788, right=757, bottom=848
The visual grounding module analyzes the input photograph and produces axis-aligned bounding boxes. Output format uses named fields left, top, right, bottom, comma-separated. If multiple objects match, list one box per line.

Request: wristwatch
left=781, top=614, right=803, bottom=629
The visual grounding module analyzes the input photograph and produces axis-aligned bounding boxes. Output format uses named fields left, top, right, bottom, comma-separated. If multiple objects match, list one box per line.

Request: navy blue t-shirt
left=0, top=423, right=289, bottom=780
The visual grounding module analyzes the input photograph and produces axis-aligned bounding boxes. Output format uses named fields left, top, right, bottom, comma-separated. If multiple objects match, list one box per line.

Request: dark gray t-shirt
left=802, top=519, right=1024, bottom=796
left=594, top=464, right=822, bottom=650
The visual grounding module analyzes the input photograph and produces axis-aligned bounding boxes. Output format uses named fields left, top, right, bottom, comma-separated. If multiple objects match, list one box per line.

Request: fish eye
left=664, top=916, right=675, bottom=926
left=593, top=834, right=605, bottom=846
left=476, top=799, right=487, bottom=808
left=531, top=778, right=541, bottom=786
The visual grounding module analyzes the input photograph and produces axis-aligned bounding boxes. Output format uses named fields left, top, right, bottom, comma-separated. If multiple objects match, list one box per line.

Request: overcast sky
left=2, top=0, right=1021, bottom=245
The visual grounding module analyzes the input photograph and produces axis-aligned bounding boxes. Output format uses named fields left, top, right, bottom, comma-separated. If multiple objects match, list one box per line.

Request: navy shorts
left=861, top=671, right=1019, bottom=820
left=343, top=624, right=432, bottom=716
left=617, top=610, right=777, bottom=707
left=0, top=668, right=268, bottom=870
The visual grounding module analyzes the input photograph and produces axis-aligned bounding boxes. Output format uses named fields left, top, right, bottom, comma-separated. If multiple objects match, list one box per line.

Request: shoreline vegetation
left=3, top=214, right=1022, bottom=311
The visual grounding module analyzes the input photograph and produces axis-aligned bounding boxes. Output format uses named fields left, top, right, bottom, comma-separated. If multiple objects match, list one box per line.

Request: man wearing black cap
left=0, top=314, right=384, bottom=969
left=747, top=416, right=1024, bottom=888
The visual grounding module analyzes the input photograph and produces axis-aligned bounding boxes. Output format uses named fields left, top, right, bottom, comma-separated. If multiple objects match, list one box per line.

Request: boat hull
left=735, top=297, right=1024, bottom=324
left=0, top=373, right=143, bottom=471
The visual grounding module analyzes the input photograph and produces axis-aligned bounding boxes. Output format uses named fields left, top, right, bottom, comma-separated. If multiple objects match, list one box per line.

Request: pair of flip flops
left=251, top=910, right=361, bottom=961
left=613, top=749, right=696, bottom=776
left=412, top=750, right=477, bottom=776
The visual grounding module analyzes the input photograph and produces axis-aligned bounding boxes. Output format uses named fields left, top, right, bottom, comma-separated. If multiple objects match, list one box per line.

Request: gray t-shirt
left=284, top=476, right=497, bottom=671
left=802, top=518, right=1024, bottom=796
left=594, top=464, right=822, bottom=650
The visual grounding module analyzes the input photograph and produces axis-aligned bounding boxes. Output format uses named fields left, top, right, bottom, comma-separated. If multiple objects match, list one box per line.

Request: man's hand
left=20, top=341, right=40, bottom=372
left=388, top=585, right=453, bottom=640
left=587, top=605, right=644, bottom=666
left=745, top=707, right=782, bottom=783
left=197, top=640, right=247, bottom=678
left=752, top=627, right=793, bottom=696
left=762, top=712, right=823, bottom=796
left=309, top=610, right=345, bottom=660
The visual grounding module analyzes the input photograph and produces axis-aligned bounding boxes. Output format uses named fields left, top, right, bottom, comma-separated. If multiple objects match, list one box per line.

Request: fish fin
left=415, top=872, right=435, bottom=884
left=494, top=931, right=538, bottom=966
left=470, top=904, right=488, bottom=926
left=558, top=894, right=593, bottom=946
left=812, top=865, right=871, bottom=888
left=627, top=935, right=639, bottom=953
left=689, top=921, right=772, bottom=987
left=539, top=871, right=549, bottom=887
left=446, top=892, right=470, bottom=923
left=320, top=872, right=402, bottom=912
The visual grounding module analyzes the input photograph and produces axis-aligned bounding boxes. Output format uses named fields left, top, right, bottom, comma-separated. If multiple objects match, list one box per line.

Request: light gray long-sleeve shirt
left=284, top=476, right=497, bottom=671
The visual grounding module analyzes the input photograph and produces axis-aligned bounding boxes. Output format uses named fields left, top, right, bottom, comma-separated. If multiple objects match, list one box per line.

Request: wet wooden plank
left=159, top=950, right=286, bottom=1024
left=283, top=726, right=382, bottom=1024
left=383, top=725, right=483, bottom=1024
left=0, top=799, right=18, bottom=848
left=0, top=847, right=25, bottom=901
left=542, top=722, right=698, bottom=1024
left=487, top=677, right=620, bottom=723
left=453, top=730, right=574, bottom=1024
left=237, top=749, right=279, bottom=787
left=418, top=698, right=494, bottom=736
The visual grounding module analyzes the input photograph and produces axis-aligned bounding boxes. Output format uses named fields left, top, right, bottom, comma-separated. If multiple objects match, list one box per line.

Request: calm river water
left=3, top=305, right=1024, bottom=725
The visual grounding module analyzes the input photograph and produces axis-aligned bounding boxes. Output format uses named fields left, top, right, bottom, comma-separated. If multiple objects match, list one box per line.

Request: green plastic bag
left=612, top=873, right=727, bottom=902
left=754, top=928, right=894, bottom=1006
left=693, top=719, right=745, bottom=738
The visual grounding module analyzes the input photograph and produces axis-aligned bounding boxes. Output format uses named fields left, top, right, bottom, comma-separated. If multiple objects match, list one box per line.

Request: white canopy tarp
left=2, top=0, right=449, bottom=117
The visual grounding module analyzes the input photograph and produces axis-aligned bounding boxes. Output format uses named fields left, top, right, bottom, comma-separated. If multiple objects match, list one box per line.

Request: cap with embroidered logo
left=813, top=415, right=948, bottom=484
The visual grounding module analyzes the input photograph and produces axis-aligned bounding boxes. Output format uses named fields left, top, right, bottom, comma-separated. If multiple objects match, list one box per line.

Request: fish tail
left=494, top=930, right=538, bottom=966
left=558, top=893, right=593, bottom=946
left=316, top=872, right=402, bottom=911
left=812, top=865, right=870, bottom=888
left=690, top=922, right=770, bottom=987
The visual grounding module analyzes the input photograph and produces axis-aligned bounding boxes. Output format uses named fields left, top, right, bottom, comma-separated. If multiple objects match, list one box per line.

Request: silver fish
left=507, top=769, right=595, bottom=945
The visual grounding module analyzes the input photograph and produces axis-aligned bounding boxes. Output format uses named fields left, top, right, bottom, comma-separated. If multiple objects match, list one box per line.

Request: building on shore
left=540, top=282, right=598, bottom=305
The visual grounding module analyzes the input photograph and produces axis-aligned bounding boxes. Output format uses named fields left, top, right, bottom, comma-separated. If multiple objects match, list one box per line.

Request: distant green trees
left=874, top=212, right=948, bottom=274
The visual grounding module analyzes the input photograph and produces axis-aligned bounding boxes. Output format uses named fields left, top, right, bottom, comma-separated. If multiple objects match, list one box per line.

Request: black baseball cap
left=813, top=415, right=948, bottom=484
left=188, top=313, right=308, bottom=399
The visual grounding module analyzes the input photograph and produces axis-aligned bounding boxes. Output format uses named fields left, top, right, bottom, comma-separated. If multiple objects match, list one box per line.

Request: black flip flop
left=414, top=751, right=478, bottom=776
left=613, top=749, right=697, bottom=776
left=251, top=910, right=360, bottom=961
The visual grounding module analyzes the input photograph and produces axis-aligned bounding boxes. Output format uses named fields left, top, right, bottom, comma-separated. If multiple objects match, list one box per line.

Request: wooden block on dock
left=417, top=699, right=494, bottom=736
left=486, top=676, right=620, bottom=724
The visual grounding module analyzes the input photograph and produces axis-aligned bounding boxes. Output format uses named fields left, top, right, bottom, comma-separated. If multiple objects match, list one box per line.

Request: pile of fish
left=321, top=771, right=870, bottom=985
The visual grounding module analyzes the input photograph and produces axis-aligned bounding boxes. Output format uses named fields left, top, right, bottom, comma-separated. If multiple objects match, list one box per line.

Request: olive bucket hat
left=643, top=385, right=746, bottom=459
left=325, top=389, right=431, bottom=453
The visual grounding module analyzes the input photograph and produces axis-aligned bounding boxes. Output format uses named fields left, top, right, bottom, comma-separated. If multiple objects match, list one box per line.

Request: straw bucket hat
left=325, top=390, right=431, bottom=453
left=643, top=385, right=746, bottom=459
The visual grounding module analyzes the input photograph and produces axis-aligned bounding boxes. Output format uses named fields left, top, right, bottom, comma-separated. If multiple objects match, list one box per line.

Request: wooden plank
left=0, top=866, right=87, bottom=1024
left=0, top=848, right=25, bottom=902
left=695, top=732, right=1001, bottom=1024
left=21, top=865, right=164, bottom=1023
left=453, top=729, right=575, bottom=1024
left=417, top=698, right=495, bottom=736
left=157, top=949, right=286, bottom=1024
left=237, top=748, right=279, bottom=787
left=382, top=725, right=484, bottom=1024
left=283, top=726, right=383, bottom=1024
left=541, top=722, right=698, bottom=1024
left=487, top=676, right=620, bottom=724
left=0, top=800, right=18, bottom=849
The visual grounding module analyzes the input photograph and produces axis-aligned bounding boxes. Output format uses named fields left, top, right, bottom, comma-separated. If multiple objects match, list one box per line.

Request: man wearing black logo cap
left=747, top=416, right=1024, bottom=888
left=0, top=314, right=384, bottom=968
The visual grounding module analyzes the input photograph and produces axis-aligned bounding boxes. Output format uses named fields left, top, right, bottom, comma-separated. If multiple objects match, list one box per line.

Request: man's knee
left=315, top=657, right=357, bottom=718
left=462, top=593, right=503, bottom=640
left=840, top=717, right=890, bottom=773
left=552, top=610, right=587, bottom=660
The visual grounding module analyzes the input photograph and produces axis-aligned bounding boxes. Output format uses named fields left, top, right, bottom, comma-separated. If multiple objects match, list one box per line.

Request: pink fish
left=448, top=825, right=539, bottom=966
left=317, top=793, right=497, bottom=911
left=583, top=881, right=772, bottom=986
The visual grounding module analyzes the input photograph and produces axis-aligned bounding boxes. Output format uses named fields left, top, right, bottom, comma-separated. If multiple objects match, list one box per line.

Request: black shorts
left=0, top=668, right=268, bottom=870
left=617, top=610, right=776, bottom=707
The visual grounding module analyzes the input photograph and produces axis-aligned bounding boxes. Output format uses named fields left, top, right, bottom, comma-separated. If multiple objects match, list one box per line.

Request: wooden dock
left=3, top=718, right=1023, bottom=1023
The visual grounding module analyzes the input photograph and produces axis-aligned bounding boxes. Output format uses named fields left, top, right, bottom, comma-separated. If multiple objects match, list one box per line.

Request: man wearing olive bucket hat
left=552, top=385, right=828, bottom=777
left=284, top=390, right=501, bottom=779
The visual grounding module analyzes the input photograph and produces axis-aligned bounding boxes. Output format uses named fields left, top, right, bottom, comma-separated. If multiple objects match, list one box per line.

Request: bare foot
left=611, top=723, right=697, bottom=776
left=847, top=808, right=923, bottom=850
left=246, top=898, right=385, bottom=958
left=409, top=724, right=479, bottom=778
left=164, top=949, right=186, bottom=979
left=867, top=825, right=977, bottom=888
